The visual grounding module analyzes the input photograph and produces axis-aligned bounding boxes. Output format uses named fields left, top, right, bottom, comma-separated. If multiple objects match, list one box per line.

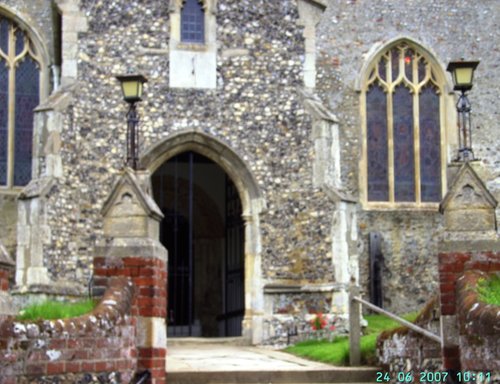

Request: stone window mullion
left=6, top=23, right=16, bottom=188
left=361, top=40, right=446, bottom=208
left=387, top=53, right=395, bottom=203
left=413, top=57, right=422, bottom=204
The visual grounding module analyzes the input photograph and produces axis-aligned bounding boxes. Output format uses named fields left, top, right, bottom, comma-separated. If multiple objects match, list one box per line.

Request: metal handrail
left=132, top=370, right=151, bottom=384
left=348, top=285, right=442, bottom=366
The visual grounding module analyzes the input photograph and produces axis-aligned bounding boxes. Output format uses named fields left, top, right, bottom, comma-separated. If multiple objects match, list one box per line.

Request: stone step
left=168, top=368, right=378, bottom=384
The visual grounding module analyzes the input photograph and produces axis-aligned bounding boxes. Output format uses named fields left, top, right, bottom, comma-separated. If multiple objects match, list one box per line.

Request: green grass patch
left=477, top=274, right=500, bottom=305
left=17, top=299, right=97, bottom=321
left=285, top=312, right=418, bottom=366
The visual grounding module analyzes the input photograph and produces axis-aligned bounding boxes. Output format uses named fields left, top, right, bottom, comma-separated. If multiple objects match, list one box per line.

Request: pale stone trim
left=169, top=0, right=217, bottom=89
left=136, top=316, right=168, bottom=348
left=297, top=0, right=327, bottom=89
left=358, top=37, right=454, bottom=210
left=55, top=0, right=88, bottom=86
left=298, top=87, right=359, bottom=317
left=141, top=130, right=266, bottom=344
left=0, top=6, right=50, bottom=191
left=15, top=177, right=54, bottom=288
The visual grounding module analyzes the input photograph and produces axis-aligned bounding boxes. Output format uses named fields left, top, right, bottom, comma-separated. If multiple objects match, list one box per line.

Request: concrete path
left=168, top=343, right=336, bottom=372
left=167, top=341, right=378, bottom=383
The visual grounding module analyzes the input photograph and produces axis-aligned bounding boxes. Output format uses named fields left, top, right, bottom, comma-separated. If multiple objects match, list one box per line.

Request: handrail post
left=349, top=284, right=361, bottom=366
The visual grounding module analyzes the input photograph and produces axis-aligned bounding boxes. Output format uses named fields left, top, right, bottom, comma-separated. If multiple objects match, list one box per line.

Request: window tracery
left=361, top=41, right=445, bottom=207
left=0, top=17, right=41, bottom=188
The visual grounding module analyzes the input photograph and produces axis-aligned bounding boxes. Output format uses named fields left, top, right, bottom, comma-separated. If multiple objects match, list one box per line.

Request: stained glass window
left=393, top=84, right=415, bottom=202
left=14, top=57, right=39, bottom=186
left=367, top=84, right=389, bottom=201
left=0, top=61, right=8, bottom=186
left=419, top=85, right=441, bottom=202
left=0, top=17, right=41, bottom=188
left=363, top=42, right=443, bottom=205
left=181, top=0, right=205, bottom=43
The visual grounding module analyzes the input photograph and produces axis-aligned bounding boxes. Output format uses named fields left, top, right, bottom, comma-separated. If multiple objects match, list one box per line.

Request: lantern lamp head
left=116, top=74, right=148, bottom=103
left=446, top=60, right=479, bottom=92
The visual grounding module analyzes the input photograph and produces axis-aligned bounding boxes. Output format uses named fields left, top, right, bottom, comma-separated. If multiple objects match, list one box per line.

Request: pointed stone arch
left=355, top=36, right=452, bottom=92
left=357, top=36, right=457, bottom=209
left=0, top=4, right=50, bottom=98
left=141, top=130, right=266, bottom=343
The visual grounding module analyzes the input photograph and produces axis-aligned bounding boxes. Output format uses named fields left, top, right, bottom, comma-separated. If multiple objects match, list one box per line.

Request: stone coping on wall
left=0, top=276, right=135, bottom=339
left=377, top=296, right=440, bottom=344
left=456, top=270, right=500, bottom=336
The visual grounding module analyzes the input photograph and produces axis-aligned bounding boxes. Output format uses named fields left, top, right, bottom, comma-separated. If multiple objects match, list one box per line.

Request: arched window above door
left=360, top=40, right=447, bottom=209
left=0, top=15, right=43, bottom=188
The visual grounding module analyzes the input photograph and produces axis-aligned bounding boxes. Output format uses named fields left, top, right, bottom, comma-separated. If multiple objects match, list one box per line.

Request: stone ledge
left=2, top=277, right=134, bottom=337
left=456, top=270, right=500, bottom=336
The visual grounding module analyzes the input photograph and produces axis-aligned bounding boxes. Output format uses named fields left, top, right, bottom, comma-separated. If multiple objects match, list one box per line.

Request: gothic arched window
left=0, top=16, right=41, bottom=188
left=361, top=41, right=446, bottom=207
left=181, top=0, right=205, bottom=43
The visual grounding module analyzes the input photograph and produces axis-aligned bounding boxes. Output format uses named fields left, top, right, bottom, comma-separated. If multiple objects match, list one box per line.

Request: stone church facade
left=0, top=0, right=498, bottom=345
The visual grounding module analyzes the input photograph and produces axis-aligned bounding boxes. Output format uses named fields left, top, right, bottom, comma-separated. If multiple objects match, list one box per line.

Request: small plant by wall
left=476, top=273, right=500, bottom=305
left=17, top=299, right=97, bottom=321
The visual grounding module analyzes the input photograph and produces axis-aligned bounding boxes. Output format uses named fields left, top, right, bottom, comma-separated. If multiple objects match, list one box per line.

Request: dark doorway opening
left=152, top=151, right=244, bottom=337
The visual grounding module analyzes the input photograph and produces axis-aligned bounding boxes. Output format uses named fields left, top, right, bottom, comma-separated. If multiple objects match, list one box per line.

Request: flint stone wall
left=34, top=0, right=337, bottom=290
left=1, top=0, right=499, bottom=322
left=315, top=0, right=500, bottom=314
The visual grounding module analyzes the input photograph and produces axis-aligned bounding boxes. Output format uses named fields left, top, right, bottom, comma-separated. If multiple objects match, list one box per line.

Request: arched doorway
left=152, top=151, right=245, bottom=337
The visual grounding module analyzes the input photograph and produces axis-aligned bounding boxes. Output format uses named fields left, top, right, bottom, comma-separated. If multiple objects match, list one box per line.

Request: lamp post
left=446, top=60, right=479, bottom=162
left=116, top=74, right=148, bottom=170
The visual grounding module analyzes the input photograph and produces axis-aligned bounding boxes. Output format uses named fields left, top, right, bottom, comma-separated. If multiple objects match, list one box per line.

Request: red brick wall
left=456, top=270, right=500, bottom=372
left=0, top=277, right=137, bottom=383
left=94, top=257, right=167, bottom=319
left=438, top=251, right=500, bottom=316
left=438, top=250, right=500, bottom=372
left=94, top=256, right=167, bottom=384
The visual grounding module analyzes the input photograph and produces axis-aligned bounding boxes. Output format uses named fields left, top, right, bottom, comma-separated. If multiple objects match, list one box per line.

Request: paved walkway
left=168, top=343, right=336, bottom=372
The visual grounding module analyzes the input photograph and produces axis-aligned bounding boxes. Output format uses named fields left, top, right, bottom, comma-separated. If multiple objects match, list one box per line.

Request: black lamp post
left=116, top=74, right=148, bottom=170
left=446, top=60, right=480, bottom=162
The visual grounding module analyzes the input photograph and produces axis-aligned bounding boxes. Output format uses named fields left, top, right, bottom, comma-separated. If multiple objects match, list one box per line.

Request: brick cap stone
left=439, top=238, right=500, bottom=253
left=440, top=162, right=498, bottom=212
left=440, top=162, right=498, bottom=232
left=102, top=167, right=163, bottom=221
left=95, top=237, right=168, bottom=262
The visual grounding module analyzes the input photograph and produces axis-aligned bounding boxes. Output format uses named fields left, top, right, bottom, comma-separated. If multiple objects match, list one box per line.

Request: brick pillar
left=95, top=168, right=167, bottom=384
left=438, top=162, right=498, bottom=374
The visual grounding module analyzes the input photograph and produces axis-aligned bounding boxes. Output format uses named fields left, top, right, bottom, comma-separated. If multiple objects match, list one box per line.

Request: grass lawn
left=477, top=274, right=500, bottom=305
left=284, top=312, right=417, bottom=366
left=17, top=299, right=97, bottom=321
